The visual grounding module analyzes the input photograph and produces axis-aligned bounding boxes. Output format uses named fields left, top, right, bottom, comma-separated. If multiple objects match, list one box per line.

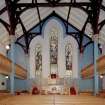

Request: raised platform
left=41, top=85, right=65, bottom=95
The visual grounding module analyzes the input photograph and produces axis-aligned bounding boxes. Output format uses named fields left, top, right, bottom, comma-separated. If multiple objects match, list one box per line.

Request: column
left=25, top=53, right=30, bottom=91
left=10, top=35, right=15, bottom=95
left=93, top=34, right=99, bottom=96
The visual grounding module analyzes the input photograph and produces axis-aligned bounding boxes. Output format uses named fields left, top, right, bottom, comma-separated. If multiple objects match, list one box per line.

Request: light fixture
left=99, top=44, right=102, bottom=49
left=5, top=76, right=9, bottom=79
left=5, top=45, right=10, bottom=50
left=100, top=75, right=103, bottom=79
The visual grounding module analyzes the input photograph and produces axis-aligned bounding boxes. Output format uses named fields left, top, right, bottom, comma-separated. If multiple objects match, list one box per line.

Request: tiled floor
left=0, top=95, right=105, bottom=105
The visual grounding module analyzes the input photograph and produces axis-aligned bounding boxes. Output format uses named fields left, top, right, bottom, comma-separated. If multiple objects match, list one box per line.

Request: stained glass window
left=50, top=28, right=58, bottom=64
left=35, top=44, right=42, bottom=75
left=65, top=44, right=72, bottom=71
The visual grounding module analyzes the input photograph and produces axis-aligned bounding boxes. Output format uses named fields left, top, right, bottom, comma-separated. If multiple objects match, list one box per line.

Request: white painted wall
left=29, top=36, right=44, bottom=78
left=44, top=19, right=65, bottom=78
left=102, top=75, right=105, bottom=89
left=0, top=74, right=7, bottom=90
left=102, top=44, right=105, bottom=55
left=29, top=19, right=79, bottom=79
left=0, top=44, right=6, bottom=56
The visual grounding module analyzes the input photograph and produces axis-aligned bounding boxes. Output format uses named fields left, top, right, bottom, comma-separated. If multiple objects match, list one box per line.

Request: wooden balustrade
left=81, top=55, right=105, bottom=79
left=0, top=53, right=27, bottom=79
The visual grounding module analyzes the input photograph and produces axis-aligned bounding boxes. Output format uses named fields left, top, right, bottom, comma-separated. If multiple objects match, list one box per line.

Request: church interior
left=0, top=0, right=105, bottom=105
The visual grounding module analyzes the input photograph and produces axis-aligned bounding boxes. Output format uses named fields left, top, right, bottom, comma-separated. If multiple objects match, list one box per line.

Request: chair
left=32, top=86, right=40, bottom=95
left=70, top=86, right=76, bottom=95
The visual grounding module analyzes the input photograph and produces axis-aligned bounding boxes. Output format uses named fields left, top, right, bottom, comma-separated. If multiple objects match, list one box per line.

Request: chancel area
left=0, top=0, right=105, bottom=105
left=29, top=18, right=79, bottom=95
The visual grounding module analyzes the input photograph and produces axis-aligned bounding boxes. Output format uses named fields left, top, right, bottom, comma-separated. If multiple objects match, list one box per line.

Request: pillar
left=93, top=34, right=99, bottom=96
left=10, top=35, right=15, bottom=95
left=25, top=53, right=30, bottom=91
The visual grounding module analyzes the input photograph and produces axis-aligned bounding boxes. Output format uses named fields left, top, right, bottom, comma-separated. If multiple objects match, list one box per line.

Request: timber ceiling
left=0, top=0, right=105, bottom=53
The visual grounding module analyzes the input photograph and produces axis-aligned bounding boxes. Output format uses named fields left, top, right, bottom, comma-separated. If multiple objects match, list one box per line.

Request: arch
left=44, top=18, right=65, bottom=77
left=63, top=35, right=79, bottom=78
left=49, top=27, right=58, bottom=75
left=35, top=44, right=42, bottom=76
left=29, top=18, right=79, bottom=79
left=0, top=19, right=10, bottom=33
left=29, top=35, right=44, bottom=78
left=65, top=43, right=73, bottom=77
left=42, top=15, right=66, bottom=37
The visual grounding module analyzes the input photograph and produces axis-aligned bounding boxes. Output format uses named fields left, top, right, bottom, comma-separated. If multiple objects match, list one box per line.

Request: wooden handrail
left=81, top=55, right=105, bottom=79
left=0, top=53, right=27, bottom=79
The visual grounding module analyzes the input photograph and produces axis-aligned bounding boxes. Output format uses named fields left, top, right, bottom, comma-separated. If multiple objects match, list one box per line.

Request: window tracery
left=65, top=43, right=72, bottom=77
left=65, top=44, right=72, bottom=70
left=35, top=44, right=42, bottom=75
left=50, top=27, right=58, bottom=64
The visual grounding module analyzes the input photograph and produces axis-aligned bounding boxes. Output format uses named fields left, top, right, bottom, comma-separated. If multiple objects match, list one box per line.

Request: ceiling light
left=5, top=76, right=9, bottom=79
left=99, top=44, right=102, bottom=49
left=5, top=45, right=10, bottom=50
left=100, top=75, right=103, bottom=79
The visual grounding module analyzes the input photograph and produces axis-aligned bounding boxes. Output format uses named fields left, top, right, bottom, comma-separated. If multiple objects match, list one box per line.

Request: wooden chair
left=70, top=86, right=76, bottom=95
left=32, top=86, right=40, bottom=95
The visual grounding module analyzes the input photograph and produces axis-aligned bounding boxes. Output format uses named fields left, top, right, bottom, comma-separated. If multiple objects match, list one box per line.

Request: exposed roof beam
left=66, top=1, right=71, bottom=33
left=18, top=17, right=29, bottom=53
left=99, top=19, right=105, bottom=31
left=17, top=2, right=91, bottom=8
left=79, top=16, right=90, bottom=50
left=0, top=7, right=7, bottom=15
left=5, top=0, right=17, bottom=35
left=91, top=0, right=103, bottom=34
left=35, top=0, right=42, bottom=33
left=101, top=5, right=105, bottom=11
left=46, top=0, right=61, bottom=5
left=0, top=18, right=10, bottom=32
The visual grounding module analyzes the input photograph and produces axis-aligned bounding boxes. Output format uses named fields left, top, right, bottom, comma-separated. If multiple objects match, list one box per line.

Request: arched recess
left=65, top=43, right=73, bottom=77
left=29, top=18, right=79, bottom=79
left=43, top=18, right=65, bottom=78
left=63, top=35, right=79, bottom=79
left=35, top=44, right=42, bottom=76
left=29, top=35, right=44, bottom=78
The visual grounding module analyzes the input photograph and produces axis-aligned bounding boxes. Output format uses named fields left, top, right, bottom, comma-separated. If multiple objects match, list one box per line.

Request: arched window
left=65, top=43, right=72, bottom=77
left=49, top=27, right=58, bottom=76
left=35, top=44, right=42, bottom=76
left=50, top=27, right=58, bottom=64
